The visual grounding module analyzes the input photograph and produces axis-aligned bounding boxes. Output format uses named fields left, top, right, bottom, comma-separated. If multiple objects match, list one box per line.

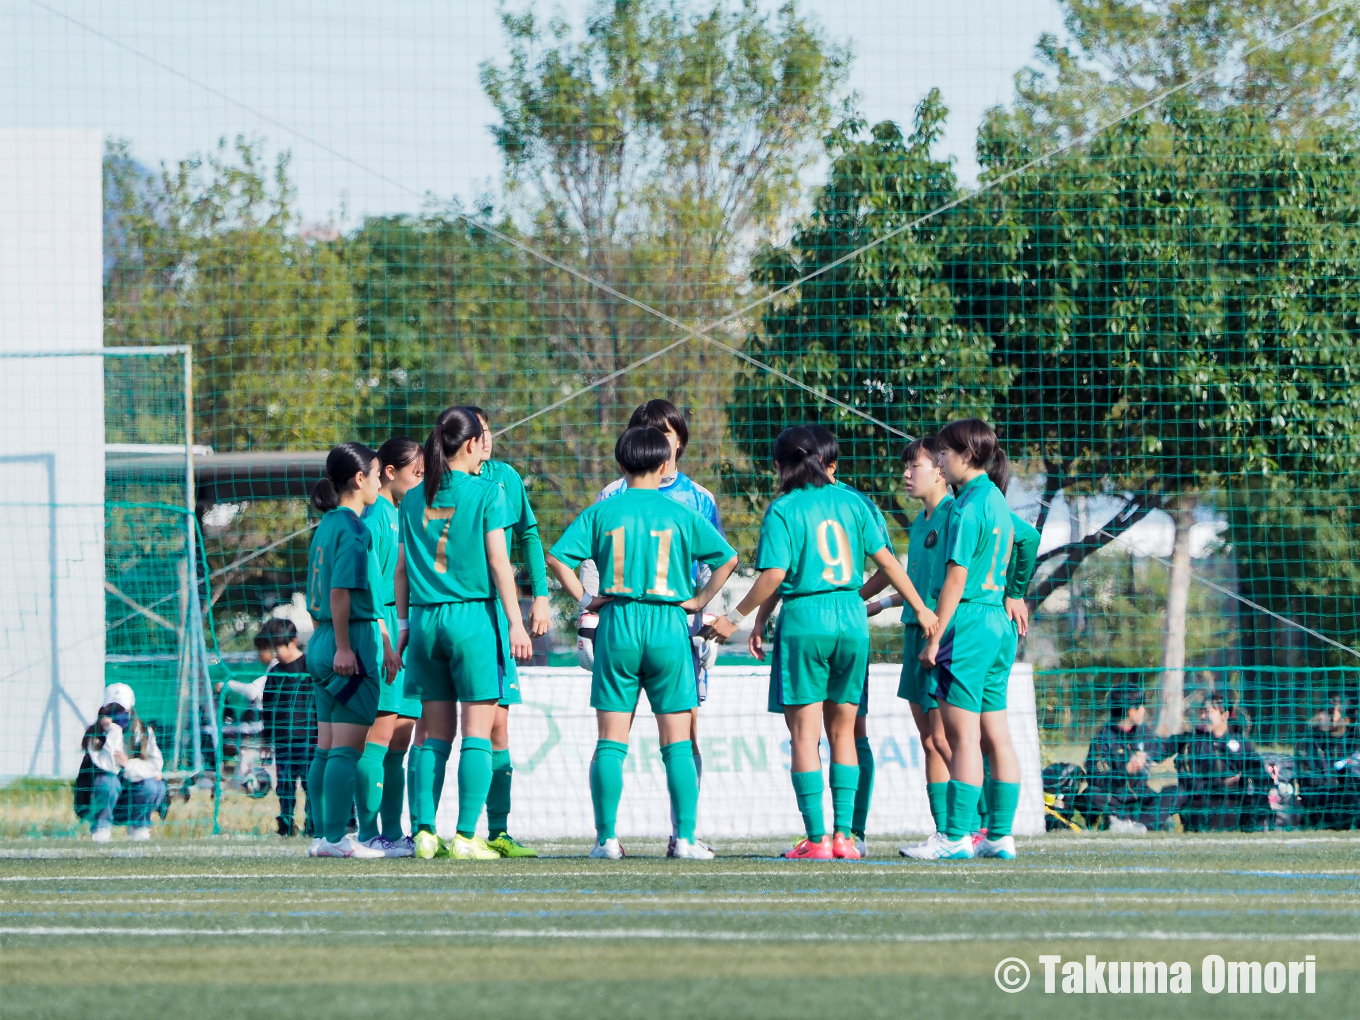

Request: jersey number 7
left=423, top=507, right=455, bottom=573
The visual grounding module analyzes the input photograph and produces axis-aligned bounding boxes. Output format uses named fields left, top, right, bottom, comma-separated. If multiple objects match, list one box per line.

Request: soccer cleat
left=588, top=837, right=625, bottom=860
left=486, top=834, right=539, bottom=858
left=315, top=834, right=386, bottom=858
left=974, top=835, right=1017, bottom=860
left=831, top=833, right=861, bottom=860
left=666, top=835, right=677, bottom=858
left=900, top=833, right=974, bottom=860
left=449, top=834, right=501, bottom=860
left=307, top=837, right=323, bottom=857
left=784, top=836, right=834, bottom=860
left=671, top=838, right=715, bottom=860
left=91, top=825, right=111, bottom=844
left=852, top=832, right=868, bottom=858
left=971, top=827, right=989, bottom=851
left=394, top=835, right=416, bottom=856
left=362, top=834, right=413, bottom=858
left=129, top=827, right=151, bottom=842
left=413, top=830, right=442, bottom=860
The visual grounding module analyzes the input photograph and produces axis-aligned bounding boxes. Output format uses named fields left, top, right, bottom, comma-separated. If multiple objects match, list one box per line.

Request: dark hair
left=628, top=399, right=688, bottom=457
left=773, top=426, right=831, bottom=493
left=423, top=406, right=484, bottom=505
left=615, top=426, right=671, bottom=476
left=806, top=424, right=839, bottom=468
left=376, top=436, right=422, bottom=478
left=311, top=441, right=379, bottom=512
left=254, top=617, right=299, bottom=649
left=465, top=405, right=488, bottom=423
left=1109, top=682, right=1146, bottom=720
left=938, top=418, right=1009, bottom=493
left=900, top=435, right=940, bottom=465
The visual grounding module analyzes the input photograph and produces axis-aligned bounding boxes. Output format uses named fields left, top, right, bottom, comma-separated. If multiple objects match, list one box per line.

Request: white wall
left=0, top=130, right=105, bottom=779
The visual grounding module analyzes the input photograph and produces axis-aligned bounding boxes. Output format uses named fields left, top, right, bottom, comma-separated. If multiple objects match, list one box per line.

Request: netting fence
left=2, top=0, right=1359, bottom=837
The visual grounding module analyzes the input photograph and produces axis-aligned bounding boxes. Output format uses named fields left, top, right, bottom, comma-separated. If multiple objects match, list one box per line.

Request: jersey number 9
left=816, top=519, right=854, bottom=586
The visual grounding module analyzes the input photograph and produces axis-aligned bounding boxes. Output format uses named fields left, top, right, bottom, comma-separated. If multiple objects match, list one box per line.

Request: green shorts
left=929, top=601, right=1015, bottom=714
left=406, top=600, right=509, bottom=704
left=897, top=625, right=937, bottom=710
left=377, top=604, right=422, bottom=718
left=591, top=600, right=697, bottom=716
left=768, top=591, right=870, bottom=712
left=308, top=619, right=382, bottom=726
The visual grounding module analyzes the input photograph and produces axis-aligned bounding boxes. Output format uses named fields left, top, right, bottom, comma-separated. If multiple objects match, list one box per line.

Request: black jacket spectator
left=1294, top=696, right=1358, bottom=830
left=1080, top=683, right=1186, bottom=831
left=1180, top=698, right=1272, bottom=831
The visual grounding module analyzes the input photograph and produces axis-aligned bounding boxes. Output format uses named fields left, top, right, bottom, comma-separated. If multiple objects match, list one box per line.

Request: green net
left=2, top=0, right=1359, bottom=837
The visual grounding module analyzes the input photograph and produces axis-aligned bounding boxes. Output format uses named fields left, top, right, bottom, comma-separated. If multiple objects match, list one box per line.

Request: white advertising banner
left=437, top=663, right=1045, bottom=839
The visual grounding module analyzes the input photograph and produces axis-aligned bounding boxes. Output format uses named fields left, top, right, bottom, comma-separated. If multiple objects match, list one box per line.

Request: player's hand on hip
left=333, top=648, right=357, bottom=677
left=509, top=623, right=533, bottom=662
left=1005, top=597, right=1030, bottom=636
left=529, top=596, right=552, bottom=637
left=585, top=595, right=613, bottom=613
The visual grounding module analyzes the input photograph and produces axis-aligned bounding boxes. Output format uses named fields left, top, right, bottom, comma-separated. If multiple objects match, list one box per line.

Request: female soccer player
left=306, top=442, right=402, bottom=858
left=396, top=407, right=533, bottom=860
left=358, top=437, right=424, bottom=855
left=547, top=426, right=737, bottom=860
left=901, top=418, right=1023, bottom=861
left=468, top=406, right=550, bottom=858
left=707, top=426, right=927, bottom=860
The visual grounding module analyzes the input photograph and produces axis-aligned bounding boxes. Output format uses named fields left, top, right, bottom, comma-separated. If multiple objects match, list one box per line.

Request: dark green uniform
left=399, top=471, right=516, bottom=703
left=307, top=507, right=383, bottom=726
left=480, top=459, right=549, bottom=707
left=363, top=494, right=422, bottom=718
left=759, top=483, right=884, bottom=711
left=897, top=495, right=954, bottom=710
left=550, top=489, right=734, bottom=715
left=929, top=474, right=1014, bottom=713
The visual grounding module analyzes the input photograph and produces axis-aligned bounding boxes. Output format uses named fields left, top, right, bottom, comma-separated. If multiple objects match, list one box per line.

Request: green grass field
left=2, top=833, right=1357, bottom=1020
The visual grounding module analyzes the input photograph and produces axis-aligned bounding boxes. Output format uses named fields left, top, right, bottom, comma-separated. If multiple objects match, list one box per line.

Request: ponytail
left=423, top=406, right=484, bottom=506
left=773, top=426, right=831, bottom=493
left=987, top=448, right=1011, bottom=494
left=312, top=441, right=378, bottom=512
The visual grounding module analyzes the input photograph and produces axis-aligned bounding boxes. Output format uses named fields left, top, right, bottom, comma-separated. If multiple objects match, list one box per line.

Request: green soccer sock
left=486, top=748, right=513, bottom=838
left=406, top=744, right=422, bottom=831
left=791, top=769, right=826, bottom=842
left=381, top=747, right=407, bottom=839
left=829, top=762, right=859, bottom=837
left=355, top=742, right=387, bottom=843
left=305, top=747, right=328, bottom=835
left=322, top=746, right=361, bottom=843
left=455, top=737, right=494, bottom=838
left=944, top=780, right=982, bottom=842
left=988, top=781, right=1022, bottom=838
left=851, top=736, right=874, bottom=837
left=926, top=782, right=949, bottom=833
left=590, top=739, right=629, bottom=841
left=416, top=738, right=452, bottom=832
left=660, top=740, right=699, bottom=843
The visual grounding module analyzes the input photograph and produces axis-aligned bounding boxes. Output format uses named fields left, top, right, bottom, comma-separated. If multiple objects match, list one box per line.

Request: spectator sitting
left=1180, top=693, right=1273, bottom=831
left=230, top=619, right=315, bottom=837
left=75, top=683, right=166, bottom=842
left=1079, top=682, right=1186, bottom=832
left=1295, top=692, right=1358, bottom=830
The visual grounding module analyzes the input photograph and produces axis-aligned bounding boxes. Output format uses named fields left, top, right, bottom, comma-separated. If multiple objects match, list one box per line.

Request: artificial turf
left=1, top=832, right=1357, bottom=1020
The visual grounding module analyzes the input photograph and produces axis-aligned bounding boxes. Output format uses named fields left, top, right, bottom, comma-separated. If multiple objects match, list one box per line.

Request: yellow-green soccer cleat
left=413, top=830, right=444, bottom=860
left=485, top=834, right=539, bottom=858
left=450, top=834, right=502, bottom=860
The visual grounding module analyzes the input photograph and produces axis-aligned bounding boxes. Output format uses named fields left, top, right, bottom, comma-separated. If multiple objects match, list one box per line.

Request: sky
left=1, top=0, right=1067, bottom=225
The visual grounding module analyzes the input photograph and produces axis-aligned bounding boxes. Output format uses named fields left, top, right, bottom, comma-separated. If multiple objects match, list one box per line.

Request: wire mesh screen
left=2, top=0, right=1358, bottom=835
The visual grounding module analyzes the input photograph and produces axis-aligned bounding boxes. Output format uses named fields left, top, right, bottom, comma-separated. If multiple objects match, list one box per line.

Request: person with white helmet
left=75, top=683, right=166, bottom=842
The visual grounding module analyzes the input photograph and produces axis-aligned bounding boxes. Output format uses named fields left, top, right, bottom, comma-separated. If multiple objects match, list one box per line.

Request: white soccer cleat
left=90, top=825, right=111, bottom=844
left=671, top=838, right=715, bottom=860
left=362, top=834, right=413, bottom=858
left=315, top=834, right=386, bottom=858
left=900, top=833, right=974, bottom=860
left=129, top=827, right=151, bottom=842
left=974, top=835, right=1017, bottom=860
left=588, top=837, right=625, bottom=860
left=307, top=837, right=323, bottom=857
left=395, top=835, right=416, bottom=855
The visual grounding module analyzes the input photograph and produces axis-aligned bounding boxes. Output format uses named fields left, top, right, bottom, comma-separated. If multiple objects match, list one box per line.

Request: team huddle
left=302, top=399, right=1037, bottom=862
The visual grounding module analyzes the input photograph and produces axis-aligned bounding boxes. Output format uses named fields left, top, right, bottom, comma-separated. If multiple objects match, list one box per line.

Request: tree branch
left=1028, top=497, right=1160, bottom=605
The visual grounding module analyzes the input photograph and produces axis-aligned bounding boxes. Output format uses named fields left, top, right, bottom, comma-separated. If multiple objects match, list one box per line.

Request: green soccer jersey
left=943, top=473, right=1014, bottom=606
left=306, top=507, right=380, bottom=622
left=905, top=494, right=955, bottom=612
left=398, top=471, right=515, bottom=605
left=756, top=483, right=887, bottom=597
left=479, top=458, right=549, bottom=598
left=836, top=480, right=893, bottom=555
left=362, top=493, right=400, bottom=606
left=550, top=488, right=735, bottom=604
left=1006, top=512, right=1041, bottom=600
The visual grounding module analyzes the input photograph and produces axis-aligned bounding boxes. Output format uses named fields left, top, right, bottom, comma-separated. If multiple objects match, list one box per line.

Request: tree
left=480, top=0, right=850, bottom=514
